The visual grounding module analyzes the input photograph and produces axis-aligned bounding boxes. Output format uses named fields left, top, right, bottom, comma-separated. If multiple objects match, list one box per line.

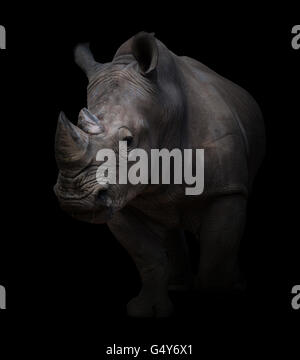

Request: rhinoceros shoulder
left=179, top=56, right=220, bottom=77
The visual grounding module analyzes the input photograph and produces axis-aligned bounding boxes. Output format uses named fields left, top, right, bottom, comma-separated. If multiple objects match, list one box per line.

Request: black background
left=0, top=4, right=299, bottom=355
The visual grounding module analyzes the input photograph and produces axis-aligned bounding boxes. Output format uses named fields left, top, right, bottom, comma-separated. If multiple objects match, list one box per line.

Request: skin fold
left=54, top=32, right=265, bottom=317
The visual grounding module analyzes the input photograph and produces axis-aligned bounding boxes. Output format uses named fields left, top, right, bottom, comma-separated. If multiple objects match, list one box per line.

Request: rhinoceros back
left=178, top=55, right=265, bottom=190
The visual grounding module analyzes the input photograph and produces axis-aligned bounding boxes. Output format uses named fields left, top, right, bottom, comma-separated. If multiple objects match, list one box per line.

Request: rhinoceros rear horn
left=78, top=108, right=104, bottom=134
left=132, top=32, right=158, bottom=75
left=74, top=43, right=102, bottom=80
left=55, top=111, right=89, bottom=168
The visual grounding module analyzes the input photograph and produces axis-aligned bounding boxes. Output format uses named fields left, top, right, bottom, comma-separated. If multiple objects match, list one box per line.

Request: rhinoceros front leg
left=196, top=194, right=247, bottom=291
left=108, top=208, right=173, bottom=317
left=165, top=229, right=194, bottom=291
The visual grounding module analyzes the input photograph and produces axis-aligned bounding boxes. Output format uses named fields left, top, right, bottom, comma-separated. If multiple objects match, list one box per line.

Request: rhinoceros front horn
left=55, top=111, right=89, bottom=168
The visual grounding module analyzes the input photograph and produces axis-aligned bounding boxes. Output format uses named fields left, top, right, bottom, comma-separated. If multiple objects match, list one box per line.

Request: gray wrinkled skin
left=54, top=32, right=265, bottom=317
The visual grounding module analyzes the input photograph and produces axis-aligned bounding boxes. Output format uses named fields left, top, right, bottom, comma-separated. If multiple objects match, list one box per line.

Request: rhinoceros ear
left=74, top=43, right=103, bottom=80
left=131, top=32, right=158, bottom=75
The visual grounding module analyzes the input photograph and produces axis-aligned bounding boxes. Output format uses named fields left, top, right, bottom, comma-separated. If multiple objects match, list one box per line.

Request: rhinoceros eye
left=118, top=127, right=134, bottom=147
left=123, top=135, right=133, bottom=146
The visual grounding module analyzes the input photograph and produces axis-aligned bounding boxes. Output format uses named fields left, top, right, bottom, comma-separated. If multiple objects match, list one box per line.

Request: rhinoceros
left=54, top=32, right=265, bottom=317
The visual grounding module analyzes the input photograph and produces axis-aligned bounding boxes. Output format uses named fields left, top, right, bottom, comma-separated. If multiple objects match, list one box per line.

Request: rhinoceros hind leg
left=195, top=195, right=247, bottom=291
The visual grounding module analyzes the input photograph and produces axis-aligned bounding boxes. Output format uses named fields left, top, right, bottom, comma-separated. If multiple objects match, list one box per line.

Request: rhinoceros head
left=54, top=32, right=183, bottom=223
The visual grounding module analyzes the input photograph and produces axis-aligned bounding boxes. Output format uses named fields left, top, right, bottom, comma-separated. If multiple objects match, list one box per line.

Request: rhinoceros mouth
left=54, top=185, right=96, bottom=202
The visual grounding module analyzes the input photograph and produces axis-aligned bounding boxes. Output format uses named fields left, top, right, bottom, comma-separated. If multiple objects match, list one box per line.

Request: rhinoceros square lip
left=54, top=182, right=96, bottom=202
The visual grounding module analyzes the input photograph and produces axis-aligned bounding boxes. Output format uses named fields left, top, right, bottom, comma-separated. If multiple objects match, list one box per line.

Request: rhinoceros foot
left=127, top=294, right=174, bottom=318
left=194, top=268, right=247, bottom=294
left=168, top=272, right=194, bottom=291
